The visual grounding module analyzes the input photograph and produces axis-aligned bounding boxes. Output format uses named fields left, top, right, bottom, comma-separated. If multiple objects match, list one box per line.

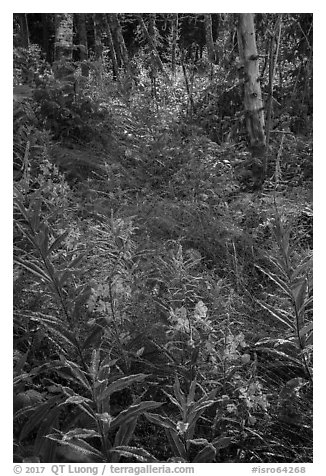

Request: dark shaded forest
left=13, top=13, right=313, bottom=464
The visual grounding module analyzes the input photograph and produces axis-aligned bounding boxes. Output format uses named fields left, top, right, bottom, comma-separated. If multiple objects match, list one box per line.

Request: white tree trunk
left=237, top=14, right=266, bottom=159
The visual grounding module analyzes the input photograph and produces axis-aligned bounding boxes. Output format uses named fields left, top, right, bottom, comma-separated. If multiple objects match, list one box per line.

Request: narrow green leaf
left=98, top=355, right=118, bottom=380
left=93, top=380, right=108, bottom=403
left=255, top=265, right=291, bottom=296
left=13, top=373, right=33, bottom=387
left=14, top=224, right=37, bottom=249
left=37, top=223, right=49, bottom=255
left=14, top=257, right=51, bottom=283
left=34, top=406, right=60, bottom=455
left=112, top=418, right=138, bottom=461
left=266, top=255, right=289, bottom=280
left=299, top=321, right=313, bottom=338
left=144, top=412, right=176, bottom=431
left=162, top=390, right=182, bottom=411
left=173, top=376, right=186, bottom=407
left=90, top=349, right=100, bottom=381
left=256, top=300, right=294, bottom=330
left=190, top=399, right=216, bottom=418
left=187, top=379, right=197, bottom=406
left=193, top=443, right=216, bottom=463
left=61, top=357, right=92, bottom=392
left=291, top=255, right=312, bottom=280
left=165, top=428, right=187, bottom=460
left=188, top=438, right=210, bottom=446
left=61, top=428, right=101, bottom=440
left=49, top=230, right=69, bottom=254
left=198, top=388, right=218, bottom=403
left=82, top=325, right=103, bottom=350
left=29, top=197, right=42, bottom=231
left=111, top=401, right=163, bottom=430
left=99, top=374, right=148, bottom=401
left=38, top=316, right=78, bottom=347
left=187, top=401, right=216, bottom=438
left=254, top=347, right=302, bottom=367
left=43, top=257, right=55, bottom=279
left=306, top=332, right=313, bottom=345
left=110, top=446, right=158, bottom=463
left=19, top=395, right=63, bottom=442
left=212, top=436, right=233, bottom=450
left=47, top=436, right=103, bottom=462
left=291, top=278, right=308, bottom=313
left=73, top=285, right=92, bottom=315
left=75, top=402, right=97, bottom=422
left=62, top=396, right=92, bottom=406
left=303, top=295, right=313, bottom=309
left=14, top=350, right=29, bottom=375
left=14, top=197, right=29, bottom=222
left=114, top=417, right=138, bottom=447
left=191, top=388, right=217, bottom=411
left=68, top=253, right=86, bottom=269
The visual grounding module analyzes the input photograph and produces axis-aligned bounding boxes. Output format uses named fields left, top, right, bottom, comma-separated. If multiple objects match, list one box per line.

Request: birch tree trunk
left=265, top=14, right=282, bottom=150
left=237, top=14, right=266, bottom=160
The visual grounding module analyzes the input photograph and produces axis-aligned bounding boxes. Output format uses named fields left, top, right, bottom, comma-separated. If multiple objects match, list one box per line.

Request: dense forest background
left=13, top=13, right=313, bottom=464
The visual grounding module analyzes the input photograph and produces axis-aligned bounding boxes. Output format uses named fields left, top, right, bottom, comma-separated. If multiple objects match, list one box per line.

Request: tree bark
left=41, top=14, right=51, bottom=63
left=104, top=14, right=120, bottom=81
left=237, top=13, right=266, bottom=159
left=107, top=15, right=122, bottom=67
left=148, top=13, right=156, bottom=40
left=75, top=13, right=89, bottom=76
left=93, top=13, right=103, bottom=61
left=54, top=13, right=73, bottom=61
left=171, top=14, right=178, bottom=76
left=265, top=15, right=282, bottom=150
left=137, top=14, right=167, bottom=78
left=18, top=13, right=29, bottom=48
left=108, top=14, right=129, bottom=70
left=181, top=51, right=194, bottom=118
left=204, top=14, right=216, bottom=63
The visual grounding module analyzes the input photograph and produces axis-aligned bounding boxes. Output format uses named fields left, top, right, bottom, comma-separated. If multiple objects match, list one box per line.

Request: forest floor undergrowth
left=13, top=76, right=313, bottom=463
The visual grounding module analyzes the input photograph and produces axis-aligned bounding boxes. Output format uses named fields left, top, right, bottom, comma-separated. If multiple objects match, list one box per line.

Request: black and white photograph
left=12, top=9, right=313, bottom=468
